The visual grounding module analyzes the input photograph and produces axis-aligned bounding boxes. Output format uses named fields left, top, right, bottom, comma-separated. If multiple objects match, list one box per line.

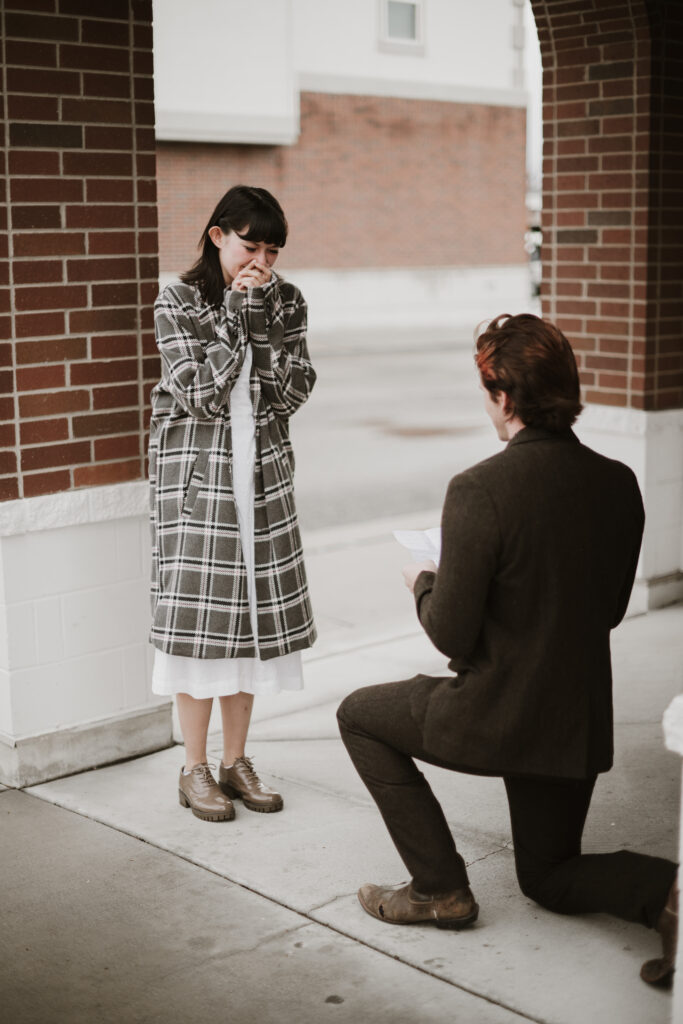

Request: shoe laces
left=234, top=755, right=265, bottom=790
left=191, top=762, right=217, bottom=785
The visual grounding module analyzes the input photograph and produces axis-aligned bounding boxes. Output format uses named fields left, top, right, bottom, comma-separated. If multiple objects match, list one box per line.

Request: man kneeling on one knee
left=337, top=313, right=677, bottom=989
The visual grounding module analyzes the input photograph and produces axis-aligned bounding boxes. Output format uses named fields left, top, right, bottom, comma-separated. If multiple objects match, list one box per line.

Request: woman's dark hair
left=181, top=185, right=288, bottom=306
left=475, top=313, right=583, bottom=433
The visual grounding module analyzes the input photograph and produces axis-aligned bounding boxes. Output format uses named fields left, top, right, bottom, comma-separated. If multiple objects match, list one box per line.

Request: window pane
left=387, top=1, right=417, bottom=40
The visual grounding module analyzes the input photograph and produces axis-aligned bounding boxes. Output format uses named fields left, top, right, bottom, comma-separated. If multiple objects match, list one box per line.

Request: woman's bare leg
left=218, top=691, right=282, bottom=811
left=176, top=693, right=213, bottom=769
left=219, top=691, right=255, bottom=765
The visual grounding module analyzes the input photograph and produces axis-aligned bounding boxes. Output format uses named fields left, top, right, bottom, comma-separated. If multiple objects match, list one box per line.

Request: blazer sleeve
left=154, top=286, right=245, bottom=419
left=414, top=475, right=501, bottom=663
left=230, top=279, right=316, bottom=418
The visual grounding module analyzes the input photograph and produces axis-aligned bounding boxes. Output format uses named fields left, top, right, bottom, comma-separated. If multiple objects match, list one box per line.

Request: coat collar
left=506, top=426, right=578, bottom=448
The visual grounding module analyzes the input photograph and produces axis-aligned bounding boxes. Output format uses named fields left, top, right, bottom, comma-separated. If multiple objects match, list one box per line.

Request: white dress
left=152, top=343, right=304, bottom=699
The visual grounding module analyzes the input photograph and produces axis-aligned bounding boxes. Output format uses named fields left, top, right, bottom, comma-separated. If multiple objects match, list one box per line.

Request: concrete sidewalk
left=1, top=514, right=682, bottom=1024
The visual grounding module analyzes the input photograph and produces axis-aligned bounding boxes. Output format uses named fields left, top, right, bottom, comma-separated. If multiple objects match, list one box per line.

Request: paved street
left=293, top=327, right=502, bottom=530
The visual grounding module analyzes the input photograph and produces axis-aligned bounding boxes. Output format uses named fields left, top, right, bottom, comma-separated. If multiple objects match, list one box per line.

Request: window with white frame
left=378, top=0, right=425, bottom=55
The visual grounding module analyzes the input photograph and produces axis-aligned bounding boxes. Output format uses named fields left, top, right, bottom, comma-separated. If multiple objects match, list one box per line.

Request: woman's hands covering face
left=232, top=259, right=272, bottom=293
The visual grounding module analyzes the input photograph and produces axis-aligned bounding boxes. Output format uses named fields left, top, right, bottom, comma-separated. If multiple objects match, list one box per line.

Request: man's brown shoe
left=641, top=878, right=678, bottom=988
left=178, top=763, right=235, bottom=821
left=358, top=881, right=479, bottom=930
left=219, top=756, right=283, bottom=813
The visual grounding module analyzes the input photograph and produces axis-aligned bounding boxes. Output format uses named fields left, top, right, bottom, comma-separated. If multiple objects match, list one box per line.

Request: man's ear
left=208, top=225, right=224, bottom=248
left=501, top=391, right=515, bottom=418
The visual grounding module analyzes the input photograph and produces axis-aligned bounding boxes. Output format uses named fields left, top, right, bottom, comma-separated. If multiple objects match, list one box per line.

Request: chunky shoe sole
left=220, top=782, right=283, bottom=813
left=640, top=957, right=674, bottom=989
left=358, top=889, right=479, bottom=930
left=178, top=789, right=235, bottom=821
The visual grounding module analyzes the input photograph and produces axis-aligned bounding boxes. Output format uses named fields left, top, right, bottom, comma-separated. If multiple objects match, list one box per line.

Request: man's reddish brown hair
left=475, top=313, right=583, bottom=433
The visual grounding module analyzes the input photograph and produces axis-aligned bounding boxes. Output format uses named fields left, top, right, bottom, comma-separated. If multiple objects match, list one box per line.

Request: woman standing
left=149, top=186, right=316, bottom=821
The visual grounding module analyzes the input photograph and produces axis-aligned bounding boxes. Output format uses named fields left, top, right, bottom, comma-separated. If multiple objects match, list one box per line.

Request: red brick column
left=0, top=0, right=159, bottom=502
left=531, top=0, right=683, bottom=412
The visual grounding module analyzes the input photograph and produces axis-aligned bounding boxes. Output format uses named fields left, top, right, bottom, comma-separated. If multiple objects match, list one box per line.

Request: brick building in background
left=153, top=0, right=531, bottom=329
left=0, top=0, right=681, bottom=787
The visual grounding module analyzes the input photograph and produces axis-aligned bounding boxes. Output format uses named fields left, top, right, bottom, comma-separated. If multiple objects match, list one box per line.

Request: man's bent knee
left=337, top=686, right=375, bottom=732
left=338, top=676, right=430, bottom=745
left=516, top=870, right=576, bottom=916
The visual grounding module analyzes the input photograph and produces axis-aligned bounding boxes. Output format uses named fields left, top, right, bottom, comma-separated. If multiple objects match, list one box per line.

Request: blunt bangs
left=234, top=209, right=287, bottom=249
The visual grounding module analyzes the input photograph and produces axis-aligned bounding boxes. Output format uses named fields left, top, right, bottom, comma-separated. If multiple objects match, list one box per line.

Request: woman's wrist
left=226, top=288, right=245, bottom=313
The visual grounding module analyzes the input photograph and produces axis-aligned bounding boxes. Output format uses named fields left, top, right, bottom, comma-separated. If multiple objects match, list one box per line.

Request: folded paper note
left=393, top=527, right=441, bottom=566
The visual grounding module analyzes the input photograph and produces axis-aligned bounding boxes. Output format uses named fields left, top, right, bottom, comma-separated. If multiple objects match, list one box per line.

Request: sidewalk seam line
left=302, top=628, right=426, bottom=664
left=22, top=789, right=548, bottom=1024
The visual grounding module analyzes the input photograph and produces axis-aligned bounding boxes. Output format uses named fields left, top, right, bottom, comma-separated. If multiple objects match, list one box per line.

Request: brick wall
left=532, top=0, right=683, bottom=412
left=0, top=0, right=159, bottom=503
left=157, top=92, right=527, bottom=274
left=645, top=0, right=683, bottom=412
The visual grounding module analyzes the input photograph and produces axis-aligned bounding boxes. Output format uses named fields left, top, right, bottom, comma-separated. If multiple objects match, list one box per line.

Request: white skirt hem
left=151, top=648, right=304, bottom=700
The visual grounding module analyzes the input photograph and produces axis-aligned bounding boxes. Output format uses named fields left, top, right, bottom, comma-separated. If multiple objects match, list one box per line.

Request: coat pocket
left=182, top=448, right=210, bottom=517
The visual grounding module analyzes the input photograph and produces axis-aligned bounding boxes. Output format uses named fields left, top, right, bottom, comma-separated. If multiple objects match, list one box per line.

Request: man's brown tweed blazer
left=412, top=427, right=644, bottom=779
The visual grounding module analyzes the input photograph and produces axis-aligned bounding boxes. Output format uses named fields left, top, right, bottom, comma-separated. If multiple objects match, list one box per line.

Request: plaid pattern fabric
left=149, top=277, right=317, bottom=660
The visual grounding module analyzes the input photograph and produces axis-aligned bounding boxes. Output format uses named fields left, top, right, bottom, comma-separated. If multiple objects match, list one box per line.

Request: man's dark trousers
left=338, top=675, right=676, bottom=929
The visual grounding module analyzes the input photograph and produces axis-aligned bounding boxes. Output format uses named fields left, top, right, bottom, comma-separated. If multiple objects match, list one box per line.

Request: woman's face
left=209, top=227, right=280, bottom=285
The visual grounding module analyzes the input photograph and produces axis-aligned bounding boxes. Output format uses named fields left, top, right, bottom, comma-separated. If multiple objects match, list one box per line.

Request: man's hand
left=232, top=259, right=272, bottom=292
left=402, top=560, right=438, bottom=592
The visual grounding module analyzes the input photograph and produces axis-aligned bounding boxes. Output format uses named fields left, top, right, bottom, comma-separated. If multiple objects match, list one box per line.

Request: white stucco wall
left=153, top=0, right=298, bottom=143
left=295, top=0, right=523, bottom=101
left=152, top=0, right=527, bottom=144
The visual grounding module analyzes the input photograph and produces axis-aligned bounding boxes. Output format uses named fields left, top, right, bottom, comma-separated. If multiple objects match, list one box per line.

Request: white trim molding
left=297, top=71, right=527, bottom=107
left=0, top=480, right=148, bottom=538
left=155, top=109, right=301, bottom=146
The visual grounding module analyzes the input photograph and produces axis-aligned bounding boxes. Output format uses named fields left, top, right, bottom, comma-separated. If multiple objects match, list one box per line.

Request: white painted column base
left=663, top=696, right=683, bottom=1023
left=0, top=482, right=173, bottom=787
left=575, top=405, right=683, bottom=615
left=0, top=706, right=172, bottom=789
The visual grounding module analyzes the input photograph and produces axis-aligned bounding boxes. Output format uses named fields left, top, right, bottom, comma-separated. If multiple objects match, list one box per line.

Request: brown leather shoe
left=178, top=763, right=235, bottom=821
left=641, top=878, right=678, bottom=988
left=219, top=756, right=283, bottom=813
left=358, top=881, right=479, bottom=930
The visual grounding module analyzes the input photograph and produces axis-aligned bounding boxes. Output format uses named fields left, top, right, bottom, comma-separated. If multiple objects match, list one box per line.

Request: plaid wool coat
left=148, top=275, right=317, bottom=660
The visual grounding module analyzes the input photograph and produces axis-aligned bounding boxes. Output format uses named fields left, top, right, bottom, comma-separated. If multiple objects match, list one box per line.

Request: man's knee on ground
left=336, top=687, right=371, bottom=732
left=516, top=870, right=573, bottom=915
